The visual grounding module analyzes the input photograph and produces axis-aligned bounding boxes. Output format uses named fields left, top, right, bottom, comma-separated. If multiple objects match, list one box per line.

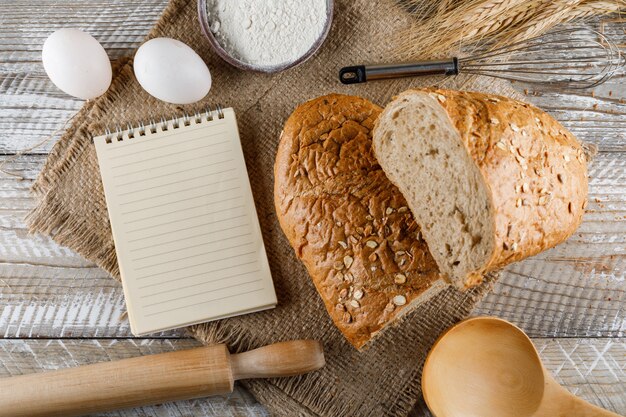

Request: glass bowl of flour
left=198, top=0, right=333, bottom=73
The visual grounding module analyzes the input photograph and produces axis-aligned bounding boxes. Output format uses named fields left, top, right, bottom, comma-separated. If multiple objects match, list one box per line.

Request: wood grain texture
left=518, top=77, right=626, bottom=152
left=0, top=338, right=268, bottom=417
left=0, top=0, right=168, bottom=155
left=534, top=338, right=626, bottom=414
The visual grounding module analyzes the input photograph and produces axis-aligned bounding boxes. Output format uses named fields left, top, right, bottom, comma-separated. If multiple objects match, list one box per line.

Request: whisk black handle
left=339, top=58, right=459, bottom=84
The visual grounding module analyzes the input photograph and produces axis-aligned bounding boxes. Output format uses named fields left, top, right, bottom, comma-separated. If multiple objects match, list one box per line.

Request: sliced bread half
left=373, top=89, right=588, bottom=288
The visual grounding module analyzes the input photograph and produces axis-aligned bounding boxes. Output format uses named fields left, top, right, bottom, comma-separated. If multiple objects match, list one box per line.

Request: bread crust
left=274, top=94, right=445, bottom=349
left=375, top=89, right=588, bottom=286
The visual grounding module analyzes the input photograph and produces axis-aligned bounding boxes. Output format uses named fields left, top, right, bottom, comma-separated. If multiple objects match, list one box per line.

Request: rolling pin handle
left=231, top=340, right=325, bottom=380
left=339, top=66, right=367, bottom=84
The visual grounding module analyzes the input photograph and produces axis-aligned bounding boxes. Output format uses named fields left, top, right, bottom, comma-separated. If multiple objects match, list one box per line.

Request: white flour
left=207, top=0, right=327, bottom=68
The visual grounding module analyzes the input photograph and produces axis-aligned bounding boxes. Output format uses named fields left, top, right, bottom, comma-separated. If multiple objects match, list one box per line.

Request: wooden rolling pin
left=0, top=339, right=324, bottom=417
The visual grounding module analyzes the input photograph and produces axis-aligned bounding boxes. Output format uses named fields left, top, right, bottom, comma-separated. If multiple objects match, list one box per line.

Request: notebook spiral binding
left=102, top=105, right=224, bottom=144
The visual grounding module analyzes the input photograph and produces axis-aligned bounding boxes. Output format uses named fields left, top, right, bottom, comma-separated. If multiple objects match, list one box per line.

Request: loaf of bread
left=373, top=89, right=588, bottom=289
left=274, top=94, right=446, bottom=349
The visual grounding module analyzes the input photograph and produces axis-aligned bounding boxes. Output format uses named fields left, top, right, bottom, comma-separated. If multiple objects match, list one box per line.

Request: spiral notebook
left=93, top=107, right=277, bottom=336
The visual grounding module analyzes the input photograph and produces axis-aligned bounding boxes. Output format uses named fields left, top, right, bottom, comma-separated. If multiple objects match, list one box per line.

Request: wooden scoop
left=422, top=317, right=620, bottom=417
left=0, top=339, right=324, bottom=417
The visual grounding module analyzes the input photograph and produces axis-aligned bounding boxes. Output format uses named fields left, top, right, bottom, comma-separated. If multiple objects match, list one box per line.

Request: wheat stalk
left=502, top=0, right=610, bottom=43
left=490, top=0, right=625, bottom=47
left=396, top=0, right=548, bottom=58
left=395, top=0, right=625, bottom=60
left=576, top=0, right=626, bottom=18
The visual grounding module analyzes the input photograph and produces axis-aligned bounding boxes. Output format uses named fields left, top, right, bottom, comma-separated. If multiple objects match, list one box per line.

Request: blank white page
left=94, top=108, right=276, bottom=336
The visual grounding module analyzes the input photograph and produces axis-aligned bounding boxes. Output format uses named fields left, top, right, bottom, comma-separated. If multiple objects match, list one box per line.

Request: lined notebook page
left=94, top=108, right=276, bottom=336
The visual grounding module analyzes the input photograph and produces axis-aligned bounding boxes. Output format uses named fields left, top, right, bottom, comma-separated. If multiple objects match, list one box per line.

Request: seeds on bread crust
left=393, top=295, right=407, bottom=306
left=343, top=312, right=352, bottom=323
left=274, top=94, right=444, bottom=349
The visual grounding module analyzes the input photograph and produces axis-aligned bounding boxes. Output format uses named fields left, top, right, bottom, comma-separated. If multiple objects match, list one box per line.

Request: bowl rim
left=197, top=0, right=334, bottom=74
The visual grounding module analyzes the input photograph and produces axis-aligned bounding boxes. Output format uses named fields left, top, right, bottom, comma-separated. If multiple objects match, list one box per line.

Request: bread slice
left=373, top=89, right=588, bottom=289
left=274, top=94, right=446, bottom=349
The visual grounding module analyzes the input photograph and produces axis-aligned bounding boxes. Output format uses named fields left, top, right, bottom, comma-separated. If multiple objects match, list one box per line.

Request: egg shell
left=42, top=29, right=112, bottom=100
left=133, top=38, right=212, bottom=105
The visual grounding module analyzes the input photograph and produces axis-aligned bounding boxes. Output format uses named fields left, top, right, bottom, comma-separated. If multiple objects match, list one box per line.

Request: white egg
left=42, top=29, right=112, bottom=100
left=133, top=38, right=212, bottom=105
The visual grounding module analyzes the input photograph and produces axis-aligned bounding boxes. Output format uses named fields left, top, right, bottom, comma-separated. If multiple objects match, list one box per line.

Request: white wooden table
left=0, top=1, right=624, bottom=416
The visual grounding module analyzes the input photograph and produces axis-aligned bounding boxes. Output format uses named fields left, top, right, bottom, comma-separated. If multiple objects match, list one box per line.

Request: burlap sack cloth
left=27, top=1, right=519, bottom=415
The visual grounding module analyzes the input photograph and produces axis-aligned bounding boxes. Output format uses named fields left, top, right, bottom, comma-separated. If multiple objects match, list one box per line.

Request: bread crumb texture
left=274, top=94, right=444, bottom=349
left=431, top=89, right=588, bottom=271
left=373, top=88, right=588, bottom=288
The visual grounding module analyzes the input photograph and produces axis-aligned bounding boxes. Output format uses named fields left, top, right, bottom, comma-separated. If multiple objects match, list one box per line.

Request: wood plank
left=507, top=11, right=626, bottom=154
left=512, top=75, right=626, bottom=152
left=0, top=338, right=269, bottom=417
left=0, top=338, right=622, bottom=416
left=1, top=5, right=625, bottom=153
left=411, top=337, right=626, bottom=416
left=534, top=338, right=626, bottom=413
left=0, top=1, right=166, bottom=60
left=0, top=154, right=623, bottom=339
left=0, top=0, right=168, bottom=155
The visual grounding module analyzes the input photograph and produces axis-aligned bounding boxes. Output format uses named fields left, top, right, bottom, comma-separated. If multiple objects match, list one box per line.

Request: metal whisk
left=339, top=27, right=625, bottom=89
